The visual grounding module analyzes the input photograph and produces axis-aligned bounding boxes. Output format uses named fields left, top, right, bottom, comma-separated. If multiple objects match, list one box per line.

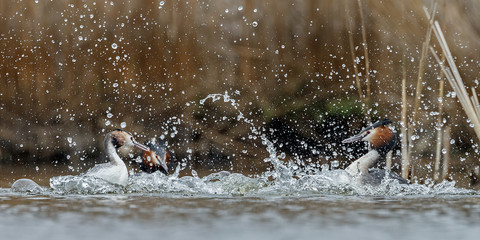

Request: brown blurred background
left=1, top=0, right=480, bottom=187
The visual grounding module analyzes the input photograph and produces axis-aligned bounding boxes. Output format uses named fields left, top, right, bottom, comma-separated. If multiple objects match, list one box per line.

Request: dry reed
left=430, top=22, right=480, bottom=141
left=430, top=17, right=480, bottom=185
left=357, top=0, right=371, bottom=122
left=400, top=2, right=409, bottom=176
left=442, top=126, right=451, bottom=180
left=433, top=69, right=445, bottom=182
left=345, top=1, right=365, bottom=116
left=400, top=50, right=409, bottom=176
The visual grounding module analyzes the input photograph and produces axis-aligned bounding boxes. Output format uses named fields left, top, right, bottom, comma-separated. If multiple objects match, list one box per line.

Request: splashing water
left=46, top=93, right=478, bottom=196
left=48, top=169, right=475, bottom=196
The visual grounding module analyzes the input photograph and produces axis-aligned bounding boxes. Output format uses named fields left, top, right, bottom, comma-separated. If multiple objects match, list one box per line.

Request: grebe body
left=85, top=129, right=149, bottom=186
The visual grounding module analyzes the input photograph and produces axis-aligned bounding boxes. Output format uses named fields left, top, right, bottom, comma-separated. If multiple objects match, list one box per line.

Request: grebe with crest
left=342, top=119, right=409, bottom=185
left=84, top=129, right=149, bottom=186
left=139, top=139, right=176, bottom=175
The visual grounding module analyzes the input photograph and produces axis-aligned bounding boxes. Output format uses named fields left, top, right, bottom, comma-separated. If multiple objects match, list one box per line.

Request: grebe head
left=140, top=140, right=172, bottom=174
left=342, top=119, right=396, bottom=156
left=107, top=129, right=150, bottom=151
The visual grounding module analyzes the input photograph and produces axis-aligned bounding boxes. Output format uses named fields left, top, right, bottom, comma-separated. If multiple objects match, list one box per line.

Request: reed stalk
left=344, top=0, right=374, bottom=124
left=400, top=2, right=409, bottom=179
left=471, top=88, right=480, bottom=121
left=345, top=3, right=364, bottom=108
left=442, top=126, right=451, bottom=180
left=432, top=2, right=446, bottom=183
left=357, top=0, right=371, bottom=122
left=401, top=48, right=409, bottom=178
left=412, top=4, right=437, bottom=125
left=433, top=71, right=445, bottom=182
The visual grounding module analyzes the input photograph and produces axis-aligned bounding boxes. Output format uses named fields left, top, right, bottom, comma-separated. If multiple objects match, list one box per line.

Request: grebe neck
left=345, top=150, right=381, bottom=176
left=104, top=137, right=124, bottom=166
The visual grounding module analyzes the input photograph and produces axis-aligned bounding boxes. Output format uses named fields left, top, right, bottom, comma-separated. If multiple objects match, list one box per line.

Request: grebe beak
left=133, top=140, right=150, bottom=151
left=342, top=134, right=363, bottom=143
left=157, top=156, right=169, bottom=173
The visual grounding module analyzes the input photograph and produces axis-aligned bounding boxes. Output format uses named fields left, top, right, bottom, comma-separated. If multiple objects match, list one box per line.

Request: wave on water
left=50, top=175, right=125, bottom=194
left=47, top=167, right=477, bottom=196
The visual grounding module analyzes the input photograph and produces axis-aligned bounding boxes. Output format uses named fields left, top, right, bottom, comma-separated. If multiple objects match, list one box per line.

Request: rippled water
left=1, top=169, right=480, bottom=240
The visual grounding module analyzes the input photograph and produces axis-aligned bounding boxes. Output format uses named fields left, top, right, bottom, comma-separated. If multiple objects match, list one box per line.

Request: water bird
left=84, top=129, right=149, bottom=186
left=139, top=139, right=176, bottom=175
left=342, top=119, right=409, bottom=185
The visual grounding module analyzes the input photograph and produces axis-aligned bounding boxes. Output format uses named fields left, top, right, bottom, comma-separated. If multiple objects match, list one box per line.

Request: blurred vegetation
left=1, top=0, right=480, bottom=186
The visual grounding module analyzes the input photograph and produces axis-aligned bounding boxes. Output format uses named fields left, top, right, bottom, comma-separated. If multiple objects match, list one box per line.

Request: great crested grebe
left=84, top=129, right=149, bottom=186
left=342, top=119, right=409, bottom=185
left=139, top=139, right=176, bottom=175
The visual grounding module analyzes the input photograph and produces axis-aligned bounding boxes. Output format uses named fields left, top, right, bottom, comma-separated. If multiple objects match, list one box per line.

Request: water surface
left=1, top=170, right=479, bottom=240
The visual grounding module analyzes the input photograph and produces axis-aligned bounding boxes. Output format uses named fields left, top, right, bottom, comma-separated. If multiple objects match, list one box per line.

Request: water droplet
left=121, top=122, right=127, bottom=128
left=67, top=137, right=73, bottom=143
left=107, top=113, right=113, bottom=118
left=331, top=160, right=340, bottom=168
left=111, top=43, right=118, bottom=49
left=252, top=21, right=258, bottom=27
left=192, top=170, right=198, bottom=178
left=238, top=6, right=243, bottom=11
